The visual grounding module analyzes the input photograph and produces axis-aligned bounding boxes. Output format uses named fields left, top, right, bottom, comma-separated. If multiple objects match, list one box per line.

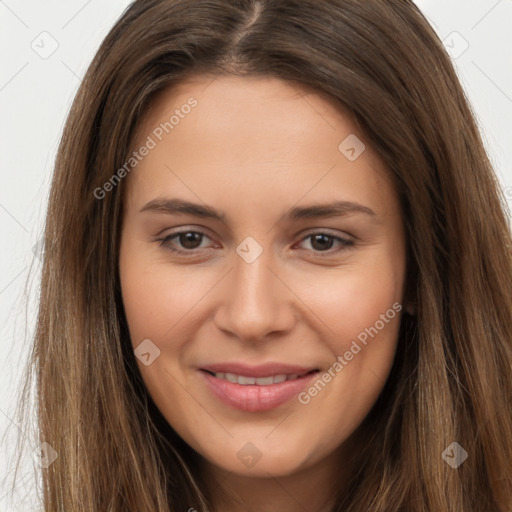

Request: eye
left=157, top=230, right=215, bottom=254
left=156, top=229, right=355, bottom=257
left=296, top=232, right=354, bottom=254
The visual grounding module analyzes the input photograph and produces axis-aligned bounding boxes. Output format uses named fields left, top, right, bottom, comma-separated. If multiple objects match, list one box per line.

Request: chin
left=195, top=434, right=327, bottom=478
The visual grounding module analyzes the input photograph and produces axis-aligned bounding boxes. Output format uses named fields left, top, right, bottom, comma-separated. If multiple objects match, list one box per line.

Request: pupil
left=180, top=232, right=202, bottom=249
left=312, top=234, right=333, bottom=251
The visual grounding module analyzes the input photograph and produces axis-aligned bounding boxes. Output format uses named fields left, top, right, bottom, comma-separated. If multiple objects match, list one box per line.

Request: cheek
left=296, top=251, right=403, bottom=349
left=295, top=288, right=402, bottom=444
left=119, top=246, right=206, bottom=420
left=290, top=251, right=403, bottom=426
left=119, top=246, right=215, bottom=345
left=326, top=275, right=401, bottom=346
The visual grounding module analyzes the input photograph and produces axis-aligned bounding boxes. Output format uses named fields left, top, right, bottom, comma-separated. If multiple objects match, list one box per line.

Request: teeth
left=212, top=372, right=308, bottom=385
left=255, top=376, right=274, bottom=385
left=238, top=375, right=256, bottom=385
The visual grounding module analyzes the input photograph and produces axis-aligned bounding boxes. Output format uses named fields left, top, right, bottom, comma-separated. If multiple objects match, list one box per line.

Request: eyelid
left=295, top=227, right=354, bottom=241
left=154, top=223, right=216, bottom=238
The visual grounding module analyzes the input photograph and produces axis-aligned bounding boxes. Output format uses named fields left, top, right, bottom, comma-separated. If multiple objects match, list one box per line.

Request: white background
left=1, top=1, right=511, bottom=509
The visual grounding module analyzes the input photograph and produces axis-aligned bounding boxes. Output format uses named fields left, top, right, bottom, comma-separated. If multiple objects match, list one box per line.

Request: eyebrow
left=139, top=198, right=376, bottom=221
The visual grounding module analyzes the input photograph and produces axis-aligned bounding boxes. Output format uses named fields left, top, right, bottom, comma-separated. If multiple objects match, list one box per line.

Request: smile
left=204, top=370, right=316, bottom=386
left=199, top=368, right=320, bottom=412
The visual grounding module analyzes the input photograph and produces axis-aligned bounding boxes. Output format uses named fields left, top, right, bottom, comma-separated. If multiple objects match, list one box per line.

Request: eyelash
left=156, top=229, right=355, bottom=257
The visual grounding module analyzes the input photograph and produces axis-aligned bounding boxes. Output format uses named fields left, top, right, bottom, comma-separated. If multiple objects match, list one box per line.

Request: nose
left=213, top=248, right=297, bottom=342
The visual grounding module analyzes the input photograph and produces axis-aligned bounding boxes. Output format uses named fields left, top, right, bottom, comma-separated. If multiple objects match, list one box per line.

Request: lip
left=199, top=363, right=320, bottom=412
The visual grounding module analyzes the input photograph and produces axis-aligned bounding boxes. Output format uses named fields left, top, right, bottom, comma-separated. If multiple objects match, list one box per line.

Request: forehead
left=124, top=74, right=398, bottom=219
left=136, top=73, right=357, bottom=144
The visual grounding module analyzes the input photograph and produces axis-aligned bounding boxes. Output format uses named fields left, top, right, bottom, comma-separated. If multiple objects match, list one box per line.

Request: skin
left=119, top=73, right=407, bottom=512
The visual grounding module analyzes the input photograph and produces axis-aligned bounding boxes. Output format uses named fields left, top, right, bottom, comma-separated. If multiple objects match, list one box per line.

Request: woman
left=15, top=0, right=512, bottom=510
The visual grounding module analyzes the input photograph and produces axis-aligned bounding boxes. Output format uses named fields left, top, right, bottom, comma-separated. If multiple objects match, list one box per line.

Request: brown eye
left=298, top=232, right=354, bottom=254
left=158, top=230, right=214, bottom=254
left=310, top=234, right=335, bottom=251
left=177, top=232, right=203, bottom=249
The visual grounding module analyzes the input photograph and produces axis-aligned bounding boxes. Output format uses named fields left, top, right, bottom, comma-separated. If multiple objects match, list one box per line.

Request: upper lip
left=200, top=362, right=319, bottom=378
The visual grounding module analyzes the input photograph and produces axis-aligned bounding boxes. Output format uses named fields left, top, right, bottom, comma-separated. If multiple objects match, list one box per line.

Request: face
left=119, top=74, right=406, bottom=480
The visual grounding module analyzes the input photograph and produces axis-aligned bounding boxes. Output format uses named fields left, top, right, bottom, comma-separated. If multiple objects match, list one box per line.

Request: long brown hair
left=13, top=0, right=512, bottom=510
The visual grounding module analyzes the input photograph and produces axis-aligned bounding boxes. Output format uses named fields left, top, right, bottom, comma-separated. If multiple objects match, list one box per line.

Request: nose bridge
left=214, top=243, right=295, bottom=341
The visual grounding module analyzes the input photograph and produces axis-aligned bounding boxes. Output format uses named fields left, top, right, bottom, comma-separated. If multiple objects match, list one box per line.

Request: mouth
left=198, top=365, right=321, bottom=412
left=201, top=369, right=319, bottom=386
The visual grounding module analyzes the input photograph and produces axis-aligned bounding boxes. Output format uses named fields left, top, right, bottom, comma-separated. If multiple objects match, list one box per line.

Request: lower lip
left=199, top=370, right=319, bottom=412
